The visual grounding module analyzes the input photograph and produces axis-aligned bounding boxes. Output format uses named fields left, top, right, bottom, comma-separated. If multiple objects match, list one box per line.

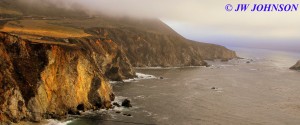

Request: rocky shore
left=290, top=60, right=300, bottom=70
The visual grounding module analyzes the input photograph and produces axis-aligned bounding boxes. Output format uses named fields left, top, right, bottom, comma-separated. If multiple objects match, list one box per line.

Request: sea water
left=56, top=47, right=300, bottom=125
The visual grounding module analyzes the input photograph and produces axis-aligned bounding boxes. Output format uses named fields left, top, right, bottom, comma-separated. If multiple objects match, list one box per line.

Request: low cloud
left=15, top=0, right=300, bottom=51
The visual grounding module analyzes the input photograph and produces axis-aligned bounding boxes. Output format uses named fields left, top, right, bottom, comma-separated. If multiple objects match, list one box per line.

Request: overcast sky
left=23, top=0, right=300, bottom=52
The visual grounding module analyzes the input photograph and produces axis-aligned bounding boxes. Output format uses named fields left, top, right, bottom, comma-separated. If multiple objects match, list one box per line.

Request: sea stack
left=290, top=60, right=300, bottom=70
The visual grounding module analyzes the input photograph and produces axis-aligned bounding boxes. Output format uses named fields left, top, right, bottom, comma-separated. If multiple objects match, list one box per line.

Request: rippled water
left=65, top=48, right=300, bottom=125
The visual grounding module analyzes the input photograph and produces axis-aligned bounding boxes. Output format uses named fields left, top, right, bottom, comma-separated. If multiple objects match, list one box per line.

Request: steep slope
left=85, top=18, right=237, bottom=67
left=0, top=32, right=135, bottom=123
left=290, top=60, right=300, bottom=70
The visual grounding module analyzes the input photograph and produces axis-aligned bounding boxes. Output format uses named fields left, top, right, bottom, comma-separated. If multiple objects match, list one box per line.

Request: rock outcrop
left=0, top=32, right=135, bottom=123
left=290, top=60, right=300, bottom=70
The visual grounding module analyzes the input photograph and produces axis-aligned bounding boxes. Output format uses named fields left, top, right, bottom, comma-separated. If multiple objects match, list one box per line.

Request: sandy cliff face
left=290, top=60, right=300, bottom=70
left=0, top=32, right=135, bottom=123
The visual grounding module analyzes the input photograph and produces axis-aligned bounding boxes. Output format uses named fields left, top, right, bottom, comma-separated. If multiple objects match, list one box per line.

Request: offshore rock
left=121, top=99, right=132, bottom=108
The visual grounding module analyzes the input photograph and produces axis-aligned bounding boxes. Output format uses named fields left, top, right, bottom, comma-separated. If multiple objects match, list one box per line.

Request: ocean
left=51, top=47, right=300, bottom=125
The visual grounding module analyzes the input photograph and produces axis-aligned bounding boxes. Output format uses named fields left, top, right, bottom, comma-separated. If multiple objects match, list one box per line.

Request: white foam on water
left=124, top=72, right=157, bottom=82
left=212, top=87, right=223, bottom=93
left=109, top=81, right=122, bottom=84
left=136, top=72, right=157, bottom=79
left=142, top=110, right=153, bottom=117
left=122, top=79, right=137, bottom=83
left=220, top=64, right=234, bottom=67
left=46, top=119, right=72, bottom=125
left=113, top=96, right=128, bottom=102
left=135, top=65, right=207, bottom=70
left=135, top=66, right=180, bottom=69
left=109, top=72, right=157, bottom=84
left=133, top=95, right=146, bottom=99
left=111, top=96, right=131, bottom=112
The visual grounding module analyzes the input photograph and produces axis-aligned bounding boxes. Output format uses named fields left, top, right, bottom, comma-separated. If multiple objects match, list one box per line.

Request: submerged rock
left=290, top=60, right=300, bottom=70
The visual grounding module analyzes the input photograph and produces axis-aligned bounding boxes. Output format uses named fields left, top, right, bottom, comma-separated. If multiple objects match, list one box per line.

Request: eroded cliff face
left=87, top=27, right=237, bottom=67
left=0, top=32, right=135, bottom=123
left=290, top=60, right=300, bottom=70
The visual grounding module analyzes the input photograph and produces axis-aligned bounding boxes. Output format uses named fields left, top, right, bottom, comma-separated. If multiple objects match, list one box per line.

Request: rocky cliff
left=86, top=21, right=237, bottom=67
left=0, top=32, right=135, bottom=123
left=290, top=60, right=300, bottom=70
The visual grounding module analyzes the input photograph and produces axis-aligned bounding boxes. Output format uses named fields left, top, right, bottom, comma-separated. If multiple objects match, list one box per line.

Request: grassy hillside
left=1, top=19, right=90, bottom=38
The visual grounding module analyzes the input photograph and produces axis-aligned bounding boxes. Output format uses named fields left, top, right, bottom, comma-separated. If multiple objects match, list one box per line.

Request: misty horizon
left=163, top=20, right=300, bottom=53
